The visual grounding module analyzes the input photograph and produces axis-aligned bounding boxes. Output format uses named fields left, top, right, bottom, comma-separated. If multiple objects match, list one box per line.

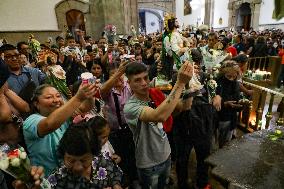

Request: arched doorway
left=66, top=9, right=86, bottom=40
left=236, top=3, right=251, bottom=31
left=138, top=8, right=163, bottom=34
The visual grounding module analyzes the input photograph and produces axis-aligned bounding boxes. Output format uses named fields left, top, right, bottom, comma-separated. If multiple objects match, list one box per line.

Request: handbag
left=18, top=72, right=37, bottom=103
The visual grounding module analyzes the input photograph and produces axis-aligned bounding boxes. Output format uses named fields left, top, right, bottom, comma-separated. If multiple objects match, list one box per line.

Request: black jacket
left=216, top=76, right=241, bottom=129
left=0, top=171, right=8, bottom=189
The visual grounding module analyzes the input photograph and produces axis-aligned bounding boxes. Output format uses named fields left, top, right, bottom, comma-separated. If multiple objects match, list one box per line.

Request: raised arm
left=5, top=88, right=30, bottom=113
left=37, top=83, right=97, bottom=137
left=100, top=61, right=128, bottom=98
left=139, top=62, right=193, bottom=123
left=0, top=85, right=12, bottom=122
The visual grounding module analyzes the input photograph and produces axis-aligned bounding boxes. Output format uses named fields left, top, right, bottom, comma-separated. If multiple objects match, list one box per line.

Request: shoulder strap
left=23, top=71, right=32, bottom=81
left=112, top=92, right=123, bottom=128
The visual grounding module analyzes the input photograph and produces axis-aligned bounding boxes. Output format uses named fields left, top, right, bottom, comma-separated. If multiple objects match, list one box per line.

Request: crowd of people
left=1, top=15, right=284, bottom=189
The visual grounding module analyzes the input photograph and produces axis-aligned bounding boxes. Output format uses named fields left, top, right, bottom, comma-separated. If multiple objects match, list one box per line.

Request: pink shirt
left=101, top=81, right=132, bottom=130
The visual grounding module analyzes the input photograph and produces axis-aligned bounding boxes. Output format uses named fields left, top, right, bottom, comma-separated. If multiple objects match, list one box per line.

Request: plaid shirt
left=47, top=153, right=123, bottom=189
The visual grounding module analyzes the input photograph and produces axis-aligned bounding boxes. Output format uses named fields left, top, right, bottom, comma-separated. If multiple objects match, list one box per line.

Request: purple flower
left=96, top=167, right=107, bottom=180
left=47, top=174, right=57, bottom=187
left=92, top=157, right=99, bottom=169
left=102, top=152, right=110, bottom=160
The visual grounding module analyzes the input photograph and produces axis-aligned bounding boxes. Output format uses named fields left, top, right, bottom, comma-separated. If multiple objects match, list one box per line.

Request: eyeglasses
left=4, top=54, right=21, bottom=61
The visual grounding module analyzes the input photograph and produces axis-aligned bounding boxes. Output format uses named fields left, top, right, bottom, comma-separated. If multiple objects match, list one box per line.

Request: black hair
left=85, top=45, right=92, bottom=53
left=87, top=59, right=103, bottom=72
left=57, top=123, right=101, bottom=158
left=256, top=36, right=265, bottom=44
left=134, top=43, right=142, bottom=49
left=87, top=116, right=109, bottom=137
left=84, top=36, right=92, bottom=41
left=125, top=62, right=148, bottom=78
left=56, top=36, right=64, bottom=42
left=167, top=18, right=176, bottom=31
left=66, top=35, right=75, bottom=41
left=191, top=48, right=203, bottom=64
left=16, top=41, right=28, bottom=51
left=46, top=56, right=53, bottom=65
left=31, top=84, right=54, bottom=113
left=232, top=54, right=248, bottom=63
left=0, top=44, right=17, bottom=53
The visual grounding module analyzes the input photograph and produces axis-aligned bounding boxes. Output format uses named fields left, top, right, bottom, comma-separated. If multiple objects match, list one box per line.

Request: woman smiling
left=23, top=83, right=97, bottom=176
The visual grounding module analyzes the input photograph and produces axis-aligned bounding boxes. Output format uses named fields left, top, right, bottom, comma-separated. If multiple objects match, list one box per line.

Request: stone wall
left=0, top=0, right=138, bottom=44
left=90, top=0, right=138, bottom=39
left=138, top=0, right=175, bottom=13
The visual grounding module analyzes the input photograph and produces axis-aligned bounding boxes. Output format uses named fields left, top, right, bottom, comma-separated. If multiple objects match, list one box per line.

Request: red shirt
left=149, top=88, right=173, bottom=133
left=226, top=46, right=238, bottom=57
left=278, top=48, right=284, bottom=64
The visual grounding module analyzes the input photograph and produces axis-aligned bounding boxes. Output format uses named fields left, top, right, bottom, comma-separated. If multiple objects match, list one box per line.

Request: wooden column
left=265, top=93, right=275, bottom=129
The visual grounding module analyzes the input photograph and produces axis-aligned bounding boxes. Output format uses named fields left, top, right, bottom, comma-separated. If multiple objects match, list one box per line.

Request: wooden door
left=243, top=14, right=251, bottom=31
left=66, top=9, right=86, bottom=39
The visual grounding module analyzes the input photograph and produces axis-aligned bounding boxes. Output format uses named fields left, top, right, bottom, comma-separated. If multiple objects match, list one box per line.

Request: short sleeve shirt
left=7, top=66, right=46, bottom=94
left=123, top=96, right=171, bottom=168
left=23, top=114, right=69, bottom=176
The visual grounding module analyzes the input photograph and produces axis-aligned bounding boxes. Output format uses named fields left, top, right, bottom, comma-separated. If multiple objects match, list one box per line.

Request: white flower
left=11, top=158, right=20, bottom=167
left=0, top=158, right=9, bottom=170
left=19, top=152, right=27, bottom=160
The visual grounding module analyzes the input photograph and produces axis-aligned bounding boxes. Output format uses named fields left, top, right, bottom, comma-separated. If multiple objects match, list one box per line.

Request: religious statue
left=157, top=13, right=203, bottom=93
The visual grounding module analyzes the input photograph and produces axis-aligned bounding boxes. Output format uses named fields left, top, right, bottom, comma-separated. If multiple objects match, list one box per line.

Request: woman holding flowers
left=23, top=83, right=97, bottom=176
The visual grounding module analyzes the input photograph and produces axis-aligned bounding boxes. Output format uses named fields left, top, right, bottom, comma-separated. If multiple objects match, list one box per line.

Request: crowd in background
left=1, top=24, right=284, bottom=189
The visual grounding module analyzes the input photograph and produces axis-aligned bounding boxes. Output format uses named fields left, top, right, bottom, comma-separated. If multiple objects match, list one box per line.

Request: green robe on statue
left=273, top=0, right=284, bottom=20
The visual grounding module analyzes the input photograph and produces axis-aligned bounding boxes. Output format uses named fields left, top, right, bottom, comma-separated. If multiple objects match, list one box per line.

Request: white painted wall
left=259, top=0, right=284, bottom=25
left=0, top=0, right=89, bottom=31
left=176, top=0, right=205, bottom=28
left=0, top=0, right=62, bottom=31
left=145, top=11, right=161, bottom=34
left=212, top=0, right=229, bottom=29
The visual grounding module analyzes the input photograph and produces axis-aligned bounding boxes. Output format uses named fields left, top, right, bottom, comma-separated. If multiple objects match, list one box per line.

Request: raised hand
left=176, top=61, right=193, bottom=85
left=13, top=166, right=44, bottom=189
left=75, top=83, right=98, bottom=101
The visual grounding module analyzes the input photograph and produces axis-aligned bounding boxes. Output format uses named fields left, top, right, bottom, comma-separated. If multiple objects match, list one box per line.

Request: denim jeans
left=137, top=157, right=171, bottom=189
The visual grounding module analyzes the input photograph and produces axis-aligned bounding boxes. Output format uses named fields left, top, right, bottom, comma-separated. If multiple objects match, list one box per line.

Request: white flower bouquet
left=0, top=144, right=51, bottom=189
left=200, top=47, right=227, bottom=71
left=0, top=144, right=32, bottom=183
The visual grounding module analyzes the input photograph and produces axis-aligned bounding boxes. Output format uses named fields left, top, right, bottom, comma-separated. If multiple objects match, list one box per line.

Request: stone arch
left=228, top=0, right=263, bottom=30
left=55, top=0, right=91, bottom=36
left=139, top=8, right=164, bottom=34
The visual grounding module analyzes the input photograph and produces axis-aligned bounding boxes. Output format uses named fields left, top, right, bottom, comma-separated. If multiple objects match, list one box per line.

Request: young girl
left=88, top=116, right=121, bottom=164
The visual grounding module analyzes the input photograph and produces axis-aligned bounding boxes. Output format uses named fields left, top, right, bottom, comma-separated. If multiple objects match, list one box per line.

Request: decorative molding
left=54, top=0, right=90, bottom=35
